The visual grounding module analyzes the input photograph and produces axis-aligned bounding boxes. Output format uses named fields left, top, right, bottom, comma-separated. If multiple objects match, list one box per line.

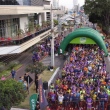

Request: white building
left=51, top=0, right=59, bottom=9
left=0, top=0, right=52, bottom=55
left=74, top=4, right=80, bottom=13
left=73, top=0, right=79, bottom=12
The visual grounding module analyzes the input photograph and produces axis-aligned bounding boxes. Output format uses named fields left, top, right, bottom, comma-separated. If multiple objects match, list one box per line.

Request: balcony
left=0, top=27, right=52, bottom=55
left=0, top=27, right=51, bottom=46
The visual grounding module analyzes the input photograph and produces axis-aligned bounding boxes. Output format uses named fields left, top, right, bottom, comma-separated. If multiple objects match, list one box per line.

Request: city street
left=1, top=0, right=110, bottom=110
left=8, top=29, right=71, bottom=82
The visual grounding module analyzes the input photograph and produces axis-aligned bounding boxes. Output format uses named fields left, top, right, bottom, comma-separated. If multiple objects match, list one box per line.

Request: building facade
left=0, top=0, right=50, bottom=6
left=73, top=0, right=78, bottom=11
left=0, top=0, right=51, bottom=38
left=52, top=0, right=59, bottom=9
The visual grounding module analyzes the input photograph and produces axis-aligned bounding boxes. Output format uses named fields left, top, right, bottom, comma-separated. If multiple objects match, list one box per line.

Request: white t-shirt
left=87, top=61, right=91, bottom=64
left=60, top=49, right=62, bottom=54
left=88, top=66, right=92, bottom=71
left=58, top=95, right=64, bottom=103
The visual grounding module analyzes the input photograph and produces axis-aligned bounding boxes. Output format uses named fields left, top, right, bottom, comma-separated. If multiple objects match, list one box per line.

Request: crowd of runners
left=48, top=45, right=110, bottom=110
left=32, top=34, right=64, bottom=64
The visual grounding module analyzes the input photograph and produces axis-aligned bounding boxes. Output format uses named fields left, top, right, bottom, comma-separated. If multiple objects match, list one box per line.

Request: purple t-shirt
left=87, top=98, right=92, bottom=108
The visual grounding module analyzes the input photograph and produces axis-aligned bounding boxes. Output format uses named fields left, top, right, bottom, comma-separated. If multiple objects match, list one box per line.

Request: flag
left=38, top=78, right=48, bottom=110
left=29, top=94, right=38, bottom=110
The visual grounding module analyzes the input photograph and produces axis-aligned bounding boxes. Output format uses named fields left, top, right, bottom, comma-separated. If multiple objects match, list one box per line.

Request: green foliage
left=46, top=21, right=51, bottom=26
left=42, top=21, right=47, bottom=27
left=54, top=19, right=58, bottom=25
left=17, top=29, right=24, bottom=36
left=36, top=24, right=40, bottom=30
left=84, top=0, right=110, bottom=35
left=89, top=13, right=100, bottom=24
left=0, top=62, right=5, bottom=72
left=0, top=79, right=26, bottom=109
left=8, top=61, right=19, bottom=70
left=26, top=22, right=34, bottom=32
left=0, top=61, right=21, bottom=78
left=25, top=62, right=46, bottom=74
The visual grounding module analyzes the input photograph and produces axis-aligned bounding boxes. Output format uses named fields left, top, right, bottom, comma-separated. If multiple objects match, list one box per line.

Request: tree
left=25, top=62, right=46, bottom=74
left=26, top=22, right=34, bottom=33
left=89, top=13, right=99, bottom=24
left=0, top=79, right=26, bottom=109
left=35, top=24, right=40, bottom=31
left=84, top=0, right=110, bottom=36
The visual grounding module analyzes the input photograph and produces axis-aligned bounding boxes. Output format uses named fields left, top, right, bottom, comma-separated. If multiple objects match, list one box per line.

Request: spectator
left=18, top=77, right=23, bottom=83
left=24, top=73, right=27, bottom=81
left=11, top=68, right=16, bottom=79
left=1, top=75, right=6, bottom=81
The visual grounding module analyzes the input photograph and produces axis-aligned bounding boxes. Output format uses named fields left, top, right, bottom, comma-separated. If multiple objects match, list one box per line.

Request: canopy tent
left=59, top=27, right=108, bottom=56
left=66, top=18, right=74, bottom=21
left=60, top=14, right=74, bottom=20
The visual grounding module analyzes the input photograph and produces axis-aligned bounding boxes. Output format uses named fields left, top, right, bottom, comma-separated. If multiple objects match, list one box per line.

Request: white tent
left=66, top=18, right=74, bottom=21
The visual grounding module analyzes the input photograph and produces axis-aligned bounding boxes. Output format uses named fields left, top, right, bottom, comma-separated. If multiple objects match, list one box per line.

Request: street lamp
left=50, top=4, right=55, bottom=67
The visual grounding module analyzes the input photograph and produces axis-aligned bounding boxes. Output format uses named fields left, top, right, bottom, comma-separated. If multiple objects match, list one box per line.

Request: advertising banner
left=38, top=78, right=48, bottom=110
left=29, top=94, right=38, bottom=110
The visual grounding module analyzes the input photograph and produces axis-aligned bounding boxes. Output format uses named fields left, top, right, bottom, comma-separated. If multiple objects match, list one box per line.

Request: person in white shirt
left=88, top=65, right=92, bottom=71
left=60, top=49, right=63, bottom=57
left=58, top=93, right=64, bottom=105
left=60, top=49, right=62, bottom=54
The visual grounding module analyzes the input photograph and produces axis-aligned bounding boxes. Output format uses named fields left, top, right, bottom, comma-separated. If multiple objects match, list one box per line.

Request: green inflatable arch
left=59, top=27, right=108, bottom=56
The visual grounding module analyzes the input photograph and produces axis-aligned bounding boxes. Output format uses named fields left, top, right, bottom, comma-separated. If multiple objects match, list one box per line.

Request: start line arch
left=59, top=27, right=108, bottom=56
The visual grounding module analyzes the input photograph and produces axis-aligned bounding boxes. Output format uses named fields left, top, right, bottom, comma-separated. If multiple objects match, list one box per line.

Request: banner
left=70, top=37, right=96, bottom=44
left=29, top=94, right=38, bottom=110
left=39, top=78, right=48, bottom=110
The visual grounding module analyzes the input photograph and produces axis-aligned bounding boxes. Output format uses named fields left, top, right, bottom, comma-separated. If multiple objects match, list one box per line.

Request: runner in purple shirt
left=86, top=96, right=93, bottom=110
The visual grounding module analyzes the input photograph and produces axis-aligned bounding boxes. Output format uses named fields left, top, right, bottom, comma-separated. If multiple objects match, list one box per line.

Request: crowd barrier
left=48, top=67, right=60, bottom=87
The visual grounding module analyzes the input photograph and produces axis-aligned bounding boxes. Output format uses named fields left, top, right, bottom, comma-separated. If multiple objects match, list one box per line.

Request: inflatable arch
left=59, top=27, right=108, bottom=56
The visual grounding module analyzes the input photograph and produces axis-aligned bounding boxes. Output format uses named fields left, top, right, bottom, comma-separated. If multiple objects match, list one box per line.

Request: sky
left=59, top=0, right=85, bottom=9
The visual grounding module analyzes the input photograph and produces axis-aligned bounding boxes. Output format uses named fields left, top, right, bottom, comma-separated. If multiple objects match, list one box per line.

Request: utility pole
left=57, top=0, right=61, bottom=35
left=51, top=4, right=55, bottom=67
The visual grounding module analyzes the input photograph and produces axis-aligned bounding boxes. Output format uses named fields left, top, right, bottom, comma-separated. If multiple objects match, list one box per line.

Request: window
left=0, top=20, right=6, bottom=37
left=0, top=18, right=19, bottom=38
left=0, top=0, right=31, bottom=5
